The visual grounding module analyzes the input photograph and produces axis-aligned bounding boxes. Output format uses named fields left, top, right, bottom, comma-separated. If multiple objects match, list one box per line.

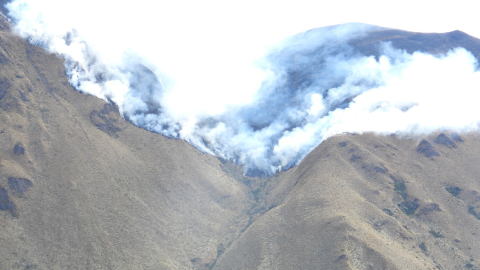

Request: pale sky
left=240, top=0, right=480, bottom=39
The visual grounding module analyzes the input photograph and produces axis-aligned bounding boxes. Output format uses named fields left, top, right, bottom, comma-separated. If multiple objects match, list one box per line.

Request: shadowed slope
left=350, top=28, right=480, bottom=59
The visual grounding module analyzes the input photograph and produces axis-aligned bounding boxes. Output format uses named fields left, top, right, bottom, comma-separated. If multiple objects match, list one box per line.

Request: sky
left=92, top=0, right=480, bottom=40
left=5, top=0, right=480, bottom=176
left=272, top=1, right=480, bottom=38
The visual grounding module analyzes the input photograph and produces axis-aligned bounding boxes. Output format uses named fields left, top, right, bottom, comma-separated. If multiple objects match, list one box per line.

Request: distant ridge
left=350, top=28, right=480, bottom=60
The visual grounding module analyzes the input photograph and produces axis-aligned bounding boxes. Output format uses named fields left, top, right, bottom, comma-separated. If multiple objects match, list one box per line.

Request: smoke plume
left=6, top=0, right=480, bottom=176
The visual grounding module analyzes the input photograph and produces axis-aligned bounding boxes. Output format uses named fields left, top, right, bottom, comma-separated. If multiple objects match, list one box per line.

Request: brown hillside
left=0, top=15, right=253, bottom=270
left=0, top=13, right=479, bottom=270
left=215, top=132, right=480, bottom=269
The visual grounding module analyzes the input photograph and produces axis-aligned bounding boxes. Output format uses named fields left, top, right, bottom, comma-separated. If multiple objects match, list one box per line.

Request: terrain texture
left=0, top=13, right=479, bottom=270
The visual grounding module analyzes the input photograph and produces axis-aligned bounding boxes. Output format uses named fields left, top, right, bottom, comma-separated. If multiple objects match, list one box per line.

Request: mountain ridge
left=0, top=12, right=479, bottom=269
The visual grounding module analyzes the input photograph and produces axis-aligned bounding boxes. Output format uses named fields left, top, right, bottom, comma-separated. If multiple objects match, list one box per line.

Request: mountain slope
left=0, top=12, right=480, bottom=270
left=212, top=27, right=480, bottom=270
left=215, top=132, right=480, bottom=269
left=0, top=15, right=252, bottom=270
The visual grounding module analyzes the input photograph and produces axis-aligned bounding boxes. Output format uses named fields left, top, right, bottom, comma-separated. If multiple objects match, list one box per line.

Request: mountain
left=0, top=12, right=479, bottom=270
left=350, top=28, right=480, bottom=58
left=215, top=133, right=480, bottom=269
left=0, top=15, right=251, bottom=269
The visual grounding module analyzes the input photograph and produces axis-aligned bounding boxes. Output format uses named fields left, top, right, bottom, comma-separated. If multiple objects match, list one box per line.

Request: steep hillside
left=1, top=10, right=480, bottom=270
left=0, top=15, right=253, bottom=270
left=215, top=132, right=480, bottom=269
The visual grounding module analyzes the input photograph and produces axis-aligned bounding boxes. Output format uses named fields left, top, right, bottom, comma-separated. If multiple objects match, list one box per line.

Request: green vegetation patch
left=383, top=208, right=393, bottom=216
left=252, top=187, right=261, bottom=202
left=394, top=180, right=407, bottom=200
left=417, top=140, right=440, bottom=157
left=390, top=174, right=407, bottom=200
left=419, top=242, right=427, bottom=253
left=468, top=206, right=480, bottom=220
left=429, top=229, right=443, bottom=238
left=398, top=200, right=419, bottom=216
left=445, top=186, right=462, bottom=197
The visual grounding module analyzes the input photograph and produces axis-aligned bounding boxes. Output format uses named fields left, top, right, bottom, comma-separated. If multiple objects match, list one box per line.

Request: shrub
left=429, top=230, right=443, bottom=238
left=383, top=208, right=393, bottom=216
left=468, top=206, right=480, bottom=220
left=394, top=181, right=407, bottom=200
left=398, top=200, right=419, bottom=216
left=419, top=242, right=427, bottom=253
left=445, top=186, right=462, bottom=197
left=252, top=188, right=261, bottom=202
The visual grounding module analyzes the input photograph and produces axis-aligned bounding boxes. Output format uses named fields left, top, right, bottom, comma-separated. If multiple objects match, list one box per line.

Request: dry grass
left=0, top=15, right=479, bottom=270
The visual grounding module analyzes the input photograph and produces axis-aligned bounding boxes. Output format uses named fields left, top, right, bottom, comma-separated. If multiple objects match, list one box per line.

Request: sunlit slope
left=0, top=16, right=252, bottom=270
left=212, top=28, right=480, bottom=270
left=214, top=132, right=480, bottom=269
left=2, top=10, right=480, bottom=270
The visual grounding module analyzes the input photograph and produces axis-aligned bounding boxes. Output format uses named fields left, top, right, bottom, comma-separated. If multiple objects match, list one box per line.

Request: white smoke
left=6, top=0, right=480, bottom=176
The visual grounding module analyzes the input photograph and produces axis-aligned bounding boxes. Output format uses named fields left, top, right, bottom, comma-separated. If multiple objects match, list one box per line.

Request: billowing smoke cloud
left=6, top=1, right=480, bottom=176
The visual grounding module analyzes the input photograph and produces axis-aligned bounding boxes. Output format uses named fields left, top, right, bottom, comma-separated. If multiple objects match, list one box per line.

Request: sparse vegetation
left=445, top=186, right=462, bottom=197
left=429, top=230, right=443, bottom=238
left=24, top=263, right=38, bottom=270
left=217, top=243, right=226, bottom=256
left=6, top=18, right=480, bottom=270
left=398, top=200, right=419, bottom=216
left=13, top=142, right=25, bottom=155
left=336, top=254, right=347, bottom=261
left=394, top=181, right=407, bottom=200
left=350, top=154, right=361, bottom=162
left=417, top=140, right=440, bottom=157
left=383, top=208, right=393, bottom=216
left=252, top=187, right=261, bottom=202
left=434, top=133, right=457, bottom=148
left=374, top=166, right=386, bottom=174
left=468, top=206, right=480, bottom=220
left=419, top=242, right=427, bottom=253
